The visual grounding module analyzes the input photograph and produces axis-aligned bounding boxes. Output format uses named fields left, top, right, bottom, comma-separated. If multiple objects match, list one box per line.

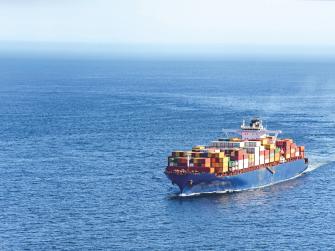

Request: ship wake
left=303, top=155, right=332, bottom=173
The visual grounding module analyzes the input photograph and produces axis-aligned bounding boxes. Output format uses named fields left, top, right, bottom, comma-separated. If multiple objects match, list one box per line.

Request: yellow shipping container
left=261, top=138, right=269, bottom=145
left=218, top=152, right=225, bottom=158
left=208, top=152, right=225, bottom=158
left=223, top=165, right=229, bottom=172
left=213, top=161, right=228, bottom=168
left=220, top=157, right=229, bottom=164
left=248, top=154, right=255, bottom=159
left=207, top=148, right=220, bottom=153
left=264, top=144, right=275, bottom=150
left=192, top=145, right=205, bottom=151
left=230, top=137, right=241, bottom=142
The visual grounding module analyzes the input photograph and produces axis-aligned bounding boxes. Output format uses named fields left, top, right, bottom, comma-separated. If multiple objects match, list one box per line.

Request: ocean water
left=0, top=57, right=335, bottom=250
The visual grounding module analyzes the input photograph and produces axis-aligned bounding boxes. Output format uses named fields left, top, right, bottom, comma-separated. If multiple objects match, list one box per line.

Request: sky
left=1, top=0, right=335, bottom=57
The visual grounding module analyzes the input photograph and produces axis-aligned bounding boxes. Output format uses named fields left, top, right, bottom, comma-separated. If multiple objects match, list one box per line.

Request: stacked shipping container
left=168, top=137, right=305, bottom=174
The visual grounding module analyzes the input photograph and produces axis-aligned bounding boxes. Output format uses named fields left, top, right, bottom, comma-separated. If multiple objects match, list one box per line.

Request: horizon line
left=1, top=40, right=335, bottom=59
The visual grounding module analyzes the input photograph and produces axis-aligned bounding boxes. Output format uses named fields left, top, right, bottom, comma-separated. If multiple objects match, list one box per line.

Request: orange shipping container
left=208, top=152, right=225, bottom=158
left=193, top=158, right=211, bottom=164
left=211, top=158, right=225, bottom=163
left=215, top=167, right=223, bottom=173
left=215, top=166, right=228, bottom=173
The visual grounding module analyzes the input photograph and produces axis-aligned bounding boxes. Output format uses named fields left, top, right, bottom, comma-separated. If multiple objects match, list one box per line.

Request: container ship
left=165, top=118, right=308, bottom=194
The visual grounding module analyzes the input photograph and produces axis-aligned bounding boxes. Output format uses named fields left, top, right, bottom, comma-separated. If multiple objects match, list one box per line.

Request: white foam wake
left=304, top=162, right=324, bottom=173
left=179, top=190, right=229, bottom=197
left=303, top=154, right=332, bottom=173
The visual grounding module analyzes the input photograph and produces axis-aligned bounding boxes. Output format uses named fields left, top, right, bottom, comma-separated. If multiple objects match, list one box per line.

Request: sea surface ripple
left=0, top=57, right=335, bottom=250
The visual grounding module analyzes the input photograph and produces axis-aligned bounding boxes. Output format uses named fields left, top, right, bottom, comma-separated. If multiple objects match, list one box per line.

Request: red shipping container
left=276, top=140, right=285, bottom=147
left=176, top=157, right=188, bottom=164
left=230, top=149, right=247, bottom=161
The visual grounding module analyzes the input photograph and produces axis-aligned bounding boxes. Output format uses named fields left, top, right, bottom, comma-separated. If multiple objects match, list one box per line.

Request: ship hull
left=166, top=159, right=308, bottom=194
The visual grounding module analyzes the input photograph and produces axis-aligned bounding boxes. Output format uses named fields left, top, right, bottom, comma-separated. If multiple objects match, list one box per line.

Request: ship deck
left=165, top=156, right=308, bottom=177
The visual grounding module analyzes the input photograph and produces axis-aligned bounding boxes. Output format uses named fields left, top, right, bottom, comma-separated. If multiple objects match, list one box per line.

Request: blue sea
left=0, top=56, right=335, bottom=250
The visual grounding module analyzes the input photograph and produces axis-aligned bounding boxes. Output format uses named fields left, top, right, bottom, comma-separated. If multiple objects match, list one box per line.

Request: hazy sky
left=1, top=0, right=335, bottom=55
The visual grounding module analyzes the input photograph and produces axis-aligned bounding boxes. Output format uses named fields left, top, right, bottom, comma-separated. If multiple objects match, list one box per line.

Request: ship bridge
left=222, top=118, right=282, bottom=140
